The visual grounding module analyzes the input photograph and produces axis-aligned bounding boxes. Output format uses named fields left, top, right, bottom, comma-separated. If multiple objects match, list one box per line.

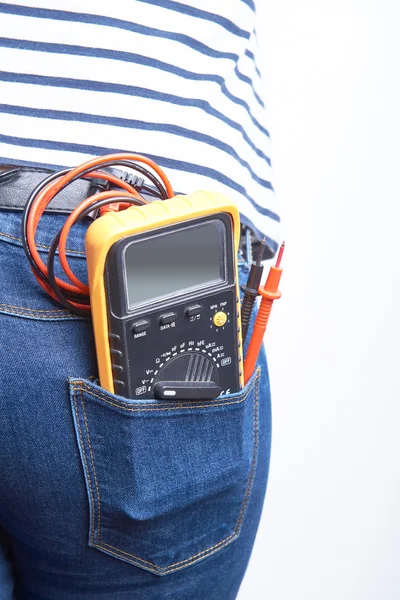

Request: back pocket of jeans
left=68, top=369, right=261, bottom=576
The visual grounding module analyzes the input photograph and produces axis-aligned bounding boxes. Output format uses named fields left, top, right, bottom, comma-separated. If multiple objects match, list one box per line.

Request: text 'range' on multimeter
left=86, top=192, right=244, bottom=400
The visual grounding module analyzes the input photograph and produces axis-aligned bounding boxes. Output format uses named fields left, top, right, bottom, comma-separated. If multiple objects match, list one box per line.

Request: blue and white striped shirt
left=0, top=0, right=279, bottom=251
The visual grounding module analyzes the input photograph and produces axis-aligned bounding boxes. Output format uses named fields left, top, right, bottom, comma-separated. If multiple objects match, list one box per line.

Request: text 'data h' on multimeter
left=86, top=191, right=244, bottom=400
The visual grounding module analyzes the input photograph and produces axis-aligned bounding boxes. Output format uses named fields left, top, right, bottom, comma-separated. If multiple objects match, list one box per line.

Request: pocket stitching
left=72, top=388, right=97, bottom=547
left=0, top=229, right=86, bottom=255
left=70, top=375, right=257, bottom=413
left=0, top=303, right=68, bottom=313
left=96, top=368, right=260, bottom=573
left=81, top=390, right=102, bottom=544
left=72, top=368, right=260, bottom=574
left=0, top=303, right=83, bottom=320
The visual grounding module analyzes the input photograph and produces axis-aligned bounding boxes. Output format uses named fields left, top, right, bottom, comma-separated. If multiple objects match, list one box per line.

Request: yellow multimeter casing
left=85, top=191, right=244, bottom=400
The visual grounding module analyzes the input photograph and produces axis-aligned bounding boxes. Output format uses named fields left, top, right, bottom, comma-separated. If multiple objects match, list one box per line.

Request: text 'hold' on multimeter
left=86, top=191, right=244, bottom=400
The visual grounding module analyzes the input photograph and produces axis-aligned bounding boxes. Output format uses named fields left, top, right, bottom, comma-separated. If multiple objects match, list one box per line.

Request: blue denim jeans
left=0, top=210, right=271, bottom=599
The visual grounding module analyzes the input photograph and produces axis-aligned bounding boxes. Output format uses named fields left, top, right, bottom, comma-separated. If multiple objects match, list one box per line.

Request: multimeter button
left=109, top=332, right=121, bottom=341
left=185, top=304, right=203, bottom=317
left=159, top=312, right=177, bottom=325
left=213, top=311, right=227, bottom=327
left=110, top=348, right=122, bottom=357
left=132, top=319, right=151, bottom=333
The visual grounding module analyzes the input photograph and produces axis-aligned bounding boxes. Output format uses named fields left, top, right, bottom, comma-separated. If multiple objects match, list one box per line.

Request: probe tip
left=275, top=241, right=285, bottom=268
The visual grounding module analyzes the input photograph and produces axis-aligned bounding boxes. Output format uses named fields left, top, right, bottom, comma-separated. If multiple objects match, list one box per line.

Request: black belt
left=0, top=166, right=93, bottom=215
left=0, top=165, right=270, bottom=262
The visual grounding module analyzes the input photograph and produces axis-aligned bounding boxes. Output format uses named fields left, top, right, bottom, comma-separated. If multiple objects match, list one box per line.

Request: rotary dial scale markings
left=138, top=340, right=229, bottom=393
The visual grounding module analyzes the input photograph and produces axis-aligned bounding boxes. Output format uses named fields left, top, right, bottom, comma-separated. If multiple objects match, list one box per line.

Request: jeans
left=0, top=210, right=271, bottom=599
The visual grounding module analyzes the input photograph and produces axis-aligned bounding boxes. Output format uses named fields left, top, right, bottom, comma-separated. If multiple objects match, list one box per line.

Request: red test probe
left=243, top=242, right=285, bottom=384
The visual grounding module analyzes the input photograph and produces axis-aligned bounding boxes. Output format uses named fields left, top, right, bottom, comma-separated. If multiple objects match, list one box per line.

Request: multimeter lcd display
left=124, top=220, right=225, bottom=308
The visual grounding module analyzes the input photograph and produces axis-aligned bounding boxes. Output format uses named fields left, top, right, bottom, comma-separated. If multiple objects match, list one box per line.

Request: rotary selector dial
left=133, top=339, right=231, bottom=398
left=151, top=341, right=222, bottom=387
left=154, top=352, right=217, bottom=386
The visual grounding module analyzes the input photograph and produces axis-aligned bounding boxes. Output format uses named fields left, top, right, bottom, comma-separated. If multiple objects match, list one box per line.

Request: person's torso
left=0, top=0, right=279, bottom=252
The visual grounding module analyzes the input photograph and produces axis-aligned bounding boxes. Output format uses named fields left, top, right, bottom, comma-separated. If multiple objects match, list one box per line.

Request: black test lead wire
left=240, top=238, right=266, bottom=343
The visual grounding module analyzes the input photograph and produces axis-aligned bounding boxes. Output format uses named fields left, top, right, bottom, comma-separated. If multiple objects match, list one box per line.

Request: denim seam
left=81, top=393, right=102, bottom=543
left=72, top=388, right=97, bottom=547
left=0, top=230, right=86, bottom=255
left=234, top=367, right=259, bottom=533
left=0, top=303, right=68, bottom=313
left=71, top=368, right=261, bottom=574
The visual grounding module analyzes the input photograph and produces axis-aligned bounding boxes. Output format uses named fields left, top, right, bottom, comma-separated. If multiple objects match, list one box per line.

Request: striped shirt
left=0, top=0, right=279, bottom=252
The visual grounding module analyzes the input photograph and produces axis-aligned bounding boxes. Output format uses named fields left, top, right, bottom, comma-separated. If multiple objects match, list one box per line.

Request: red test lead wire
left=243, top=242, right=285, bottom=384
left=24, top=153, right=174, bottom=312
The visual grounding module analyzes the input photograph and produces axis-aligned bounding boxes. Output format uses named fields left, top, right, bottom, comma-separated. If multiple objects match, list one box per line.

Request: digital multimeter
left=86, top=191, right=244, bottom=400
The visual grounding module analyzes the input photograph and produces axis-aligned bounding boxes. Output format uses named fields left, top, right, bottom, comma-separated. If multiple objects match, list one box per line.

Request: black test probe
left=240, top=238, right=266, bottom=343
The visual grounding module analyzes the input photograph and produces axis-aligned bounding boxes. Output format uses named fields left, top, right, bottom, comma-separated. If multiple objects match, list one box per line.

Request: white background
left=238, top=1, right=400, bottom=599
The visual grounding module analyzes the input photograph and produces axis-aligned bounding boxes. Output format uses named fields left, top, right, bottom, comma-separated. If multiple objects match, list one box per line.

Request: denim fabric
left=0, top=210, right=271, bottom=599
